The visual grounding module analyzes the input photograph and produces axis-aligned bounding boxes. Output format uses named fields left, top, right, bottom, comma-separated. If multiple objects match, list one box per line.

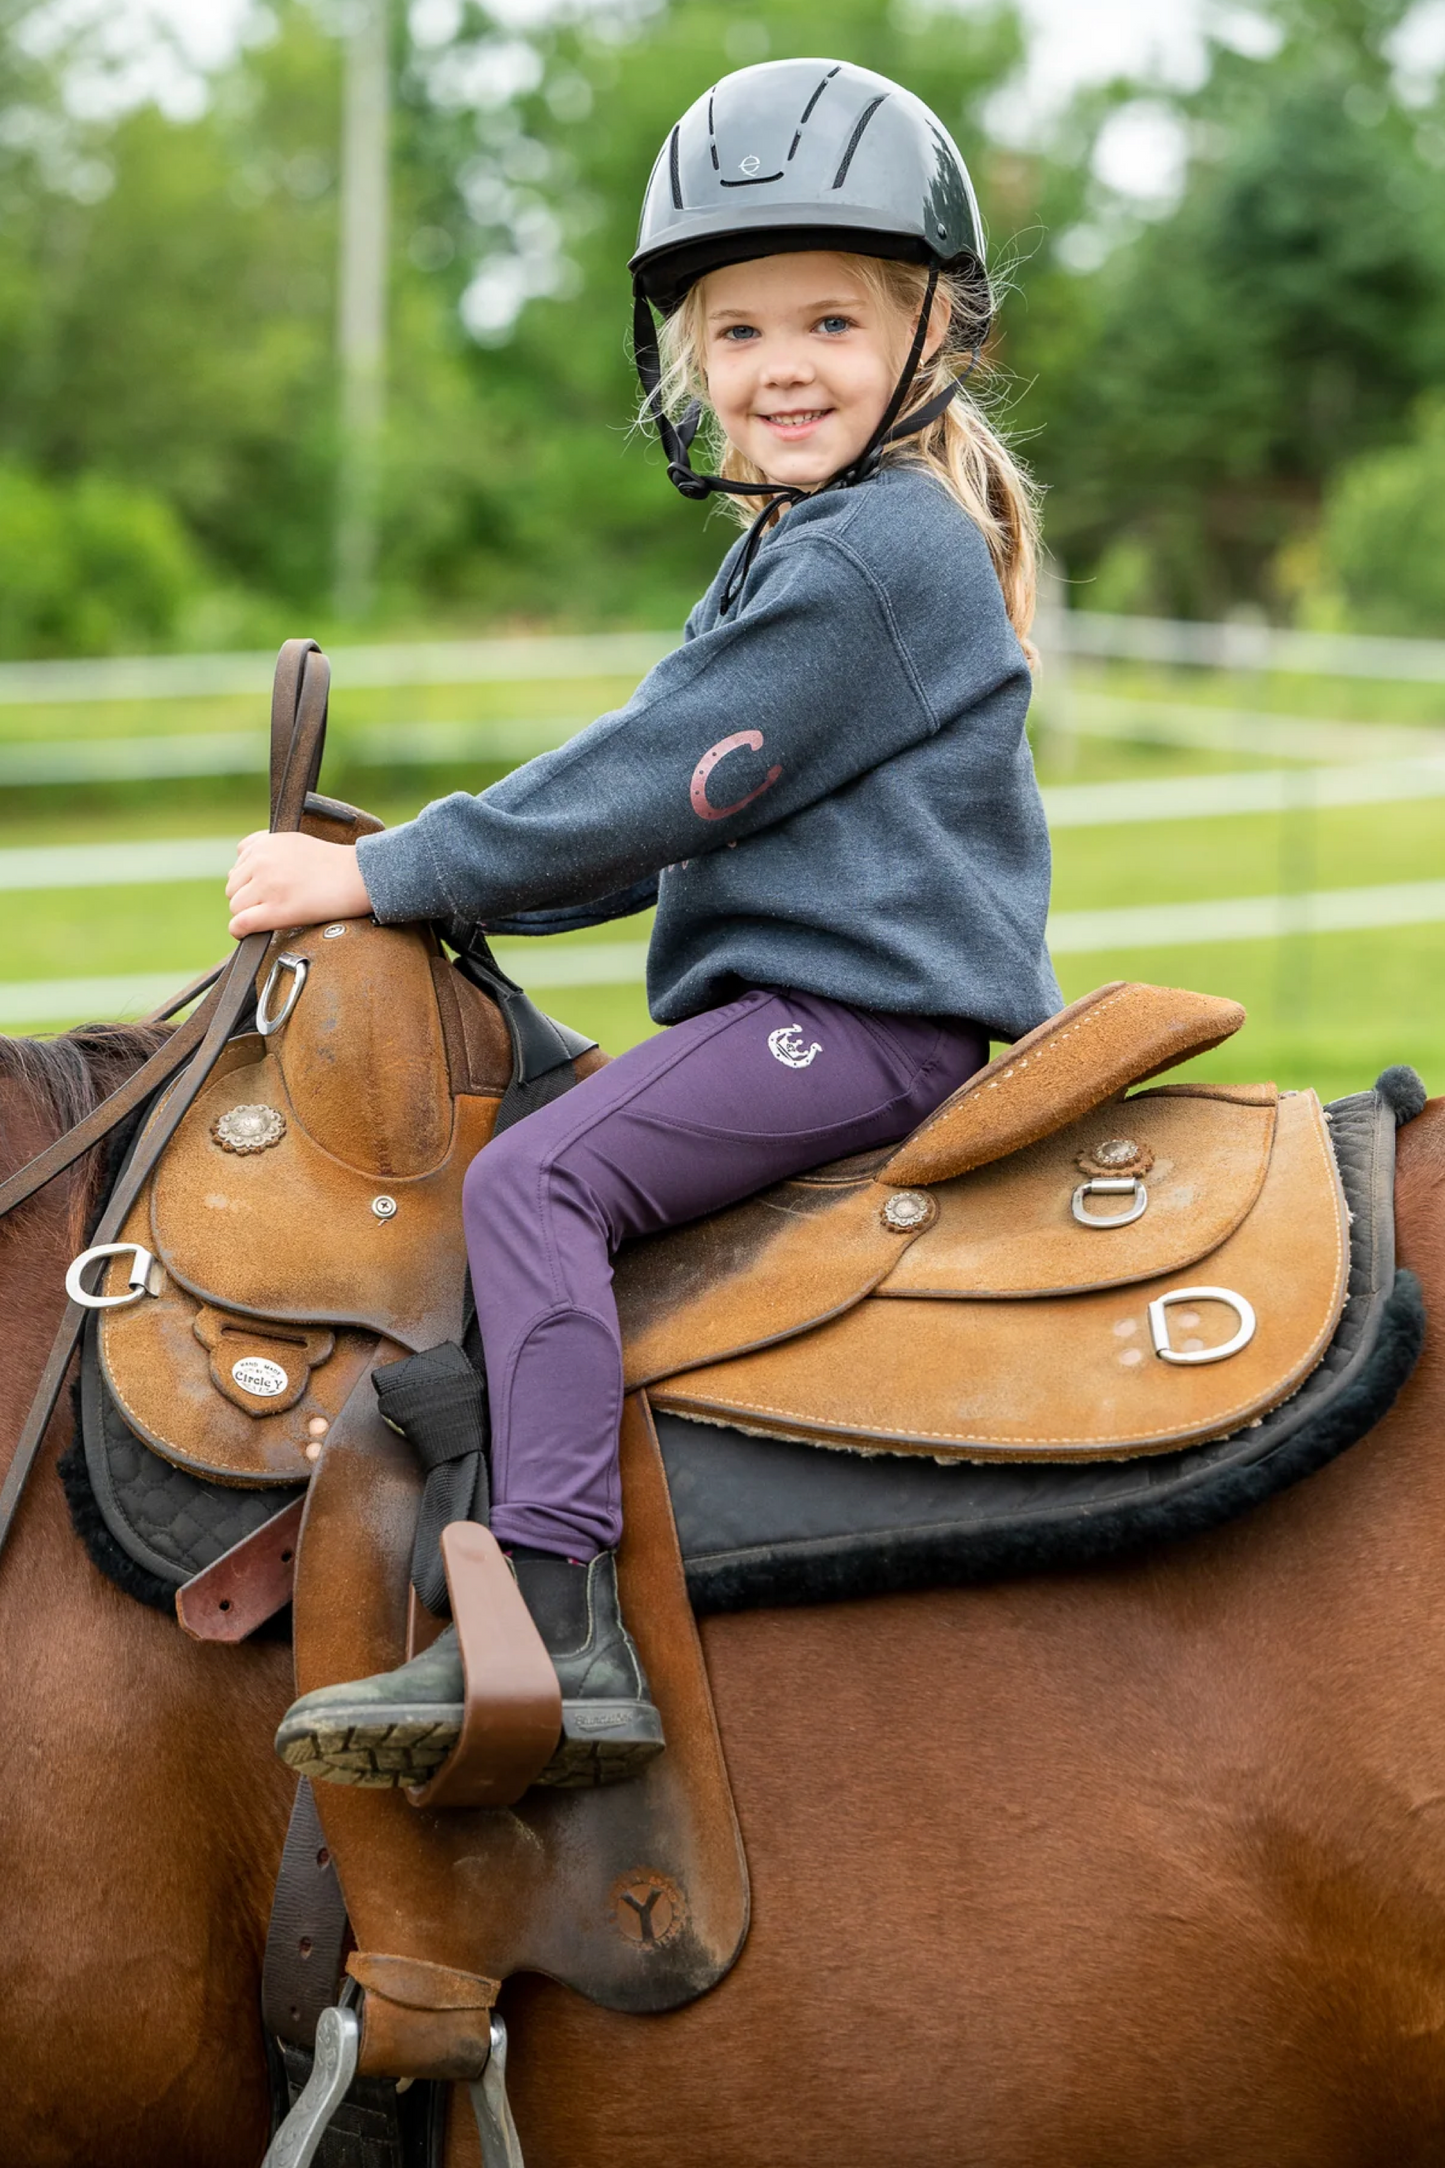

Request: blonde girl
left=237, top=58, right=1062, bottom=1793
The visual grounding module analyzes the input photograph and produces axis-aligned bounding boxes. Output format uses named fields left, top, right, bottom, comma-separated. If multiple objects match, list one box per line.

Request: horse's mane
left=0, top=1021, right=171, bottom=1241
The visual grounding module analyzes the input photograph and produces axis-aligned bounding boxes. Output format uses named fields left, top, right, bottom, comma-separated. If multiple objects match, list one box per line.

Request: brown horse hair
left=0, top=1021, right=170, bottom=1252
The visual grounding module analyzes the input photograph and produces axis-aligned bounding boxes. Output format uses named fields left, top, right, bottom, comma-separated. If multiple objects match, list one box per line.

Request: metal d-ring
left=1072, top=1176, right=1148, bottom=1229
left=1148, top=1285, right=1257, bottom=1365
left=256, top=951, right=309, bottom=1036
left=65, top=1241, right=162, bottom=1310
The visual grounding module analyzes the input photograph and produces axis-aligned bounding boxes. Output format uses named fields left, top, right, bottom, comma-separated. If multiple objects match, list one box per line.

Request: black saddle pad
left=657, top=1086, right=1424, bottom=1615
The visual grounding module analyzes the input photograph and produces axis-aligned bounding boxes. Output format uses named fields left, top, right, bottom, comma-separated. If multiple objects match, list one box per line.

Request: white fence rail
left=5, top=754, right=1445, bottom=894
left=0, top=612, right=1443, bottom=711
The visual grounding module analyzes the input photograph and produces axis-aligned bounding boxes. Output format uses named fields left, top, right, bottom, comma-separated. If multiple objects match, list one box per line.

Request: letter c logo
left=690, top=730, right=783, bottom=822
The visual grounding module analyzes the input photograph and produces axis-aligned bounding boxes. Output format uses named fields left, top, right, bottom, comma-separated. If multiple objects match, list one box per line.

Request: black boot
left=274, top=1548, right=663, bottom=1792
left=511, top=1547, right=665, bottom=1788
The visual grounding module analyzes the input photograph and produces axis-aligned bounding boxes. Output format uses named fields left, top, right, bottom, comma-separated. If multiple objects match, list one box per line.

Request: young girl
left=243, top=58, right=1062, bottom=1791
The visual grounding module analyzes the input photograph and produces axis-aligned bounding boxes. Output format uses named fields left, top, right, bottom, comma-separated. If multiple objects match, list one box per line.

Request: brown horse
left=4, top=1021, right=1445, bottom=2168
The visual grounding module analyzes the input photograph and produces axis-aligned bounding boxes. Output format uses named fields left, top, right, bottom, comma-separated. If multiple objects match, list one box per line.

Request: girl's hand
left=226, top=832, right=372, bottom=938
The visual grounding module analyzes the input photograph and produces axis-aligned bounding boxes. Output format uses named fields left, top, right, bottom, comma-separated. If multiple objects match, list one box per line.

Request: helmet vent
left=789, top=66, right=840, bottom=161
left=707, top=91, right=719, bottom=170
left=668, top=124, right=683, bottom=210
left=831, top=94, right=888, bottom=189
left=799, top=67, right=840, bottom=129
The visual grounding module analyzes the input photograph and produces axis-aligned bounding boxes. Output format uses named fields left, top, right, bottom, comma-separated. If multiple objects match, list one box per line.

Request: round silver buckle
left=1148, top=1286, right=1257, bottom=1365
left=65, top=1242, right=162, bottom=1311
left=256, top=951, right=309, bottom=1036
left=1072, top=1176, right=1148, bottom=1229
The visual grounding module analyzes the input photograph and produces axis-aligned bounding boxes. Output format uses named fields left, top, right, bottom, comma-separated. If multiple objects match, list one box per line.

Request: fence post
left=334, top=0, right=390, bottom=623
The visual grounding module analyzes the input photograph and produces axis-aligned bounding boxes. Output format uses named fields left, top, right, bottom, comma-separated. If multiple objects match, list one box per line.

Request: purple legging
left=462, top=987, right=986, bottom=1558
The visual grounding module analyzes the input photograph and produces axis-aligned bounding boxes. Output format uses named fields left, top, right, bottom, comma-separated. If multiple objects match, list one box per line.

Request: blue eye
left=720, top=324, right=759, bottom=341
left=817, top=315, right=853, bottom=335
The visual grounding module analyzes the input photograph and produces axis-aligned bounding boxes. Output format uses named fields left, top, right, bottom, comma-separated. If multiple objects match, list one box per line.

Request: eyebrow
left=706, top=295, right=866, bottom=323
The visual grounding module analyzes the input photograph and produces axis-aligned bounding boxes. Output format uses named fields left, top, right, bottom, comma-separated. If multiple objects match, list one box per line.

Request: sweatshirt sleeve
left=465, top=875, right=659, bottom=939
left=355, top=526, right=975, bottom=927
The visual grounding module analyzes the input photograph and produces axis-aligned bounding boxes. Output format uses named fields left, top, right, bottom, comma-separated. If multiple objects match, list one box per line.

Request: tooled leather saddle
left=85, top=967, right=1362, bottom=1514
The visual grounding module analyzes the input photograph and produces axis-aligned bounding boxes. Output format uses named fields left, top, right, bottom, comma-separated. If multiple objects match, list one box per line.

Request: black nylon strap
left=374, top=1343, right=491, bottom=1615
left=261, top=1778, right=351, bottom=2047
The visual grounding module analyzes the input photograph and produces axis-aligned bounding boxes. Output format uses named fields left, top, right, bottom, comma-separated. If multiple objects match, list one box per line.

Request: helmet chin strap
left=633, top=264, right=968, bottom=614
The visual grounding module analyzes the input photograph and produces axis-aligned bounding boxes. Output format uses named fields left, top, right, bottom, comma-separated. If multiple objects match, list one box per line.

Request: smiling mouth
left=758, top=408, right=832, bottom=430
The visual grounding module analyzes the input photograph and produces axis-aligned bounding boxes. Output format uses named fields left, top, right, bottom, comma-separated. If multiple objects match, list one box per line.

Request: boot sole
left=536, top=1700, right=666, bottom=1790
left=274, top=1701, right=462, bottom=1789
left=274, top=1698, right=664, bottom=1792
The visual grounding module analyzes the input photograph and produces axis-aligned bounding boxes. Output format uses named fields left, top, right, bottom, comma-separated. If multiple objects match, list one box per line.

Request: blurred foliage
left=1023, top=0, right=1445, bottom=620
left=0, top=0, right=1443, bottom=643
left=0, top=462, right=199, bottom=654
left=1312, top=398, right=1445, bottom=633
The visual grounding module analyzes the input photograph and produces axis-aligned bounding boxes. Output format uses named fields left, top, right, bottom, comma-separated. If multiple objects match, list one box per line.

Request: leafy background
left=3, top=0, right=1445, bottom=654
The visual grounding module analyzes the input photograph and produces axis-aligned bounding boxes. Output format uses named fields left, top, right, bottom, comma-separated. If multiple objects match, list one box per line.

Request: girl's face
left=699, top=251, right=942, bottom=490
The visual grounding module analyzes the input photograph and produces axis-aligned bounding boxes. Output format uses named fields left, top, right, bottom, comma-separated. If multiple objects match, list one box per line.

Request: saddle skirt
left=617, top=1081, right=1349, bottom=1460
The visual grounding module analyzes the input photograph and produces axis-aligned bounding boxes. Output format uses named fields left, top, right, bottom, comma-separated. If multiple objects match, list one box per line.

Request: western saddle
left=0, top=642, right=1362, bottom=2164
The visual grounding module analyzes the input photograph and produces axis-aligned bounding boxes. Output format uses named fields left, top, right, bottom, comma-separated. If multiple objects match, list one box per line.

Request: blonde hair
left=654, top=252, right=1041, bottom=658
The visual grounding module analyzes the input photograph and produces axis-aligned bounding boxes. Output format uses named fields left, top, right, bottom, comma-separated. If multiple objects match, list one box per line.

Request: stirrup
left=470, top=2013, right=526, bottom=2167
left=261, top=2002, right=525, bottom=2168
left=260, top=2002, right=359, bottom=2168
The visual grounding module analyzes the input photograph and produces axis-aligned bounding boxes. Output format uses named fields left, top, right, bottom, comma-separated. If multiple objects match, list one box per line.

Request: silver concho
left=1094, top=1137, right=1142, bottom=1167
left=1078, top=1135, right=1154, bottom=1179
left=881, top=1190, right=937, bottom=1232
left=212, top=1103, right=286, bottom=1155
left=231, top=1354, right=289, bottom=1398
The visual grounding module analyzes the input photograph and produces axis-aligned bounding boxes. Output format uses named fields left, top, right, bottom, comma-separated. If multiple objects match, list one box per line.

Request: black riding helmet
left=629, top=57, right=991, bottom=605
left=631, top=58, right=988, bottom=321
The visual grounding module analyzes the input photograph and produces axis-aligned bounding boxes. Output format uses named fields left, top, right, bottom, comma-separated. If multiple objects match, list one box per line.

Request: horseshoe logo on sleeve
left=689, top=731, right=783, bottom=822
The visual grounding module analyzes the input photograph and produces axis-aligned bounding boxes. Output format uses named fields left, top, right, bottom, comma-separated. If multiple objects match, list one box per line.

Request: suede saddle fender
left=614, top=981, right=1353, bottom=1462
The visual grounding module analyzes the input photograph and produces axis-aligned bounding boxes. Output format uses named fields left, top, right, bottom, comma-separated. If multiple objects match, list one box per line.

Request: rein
left=0, top=639, right=330, bottom=1566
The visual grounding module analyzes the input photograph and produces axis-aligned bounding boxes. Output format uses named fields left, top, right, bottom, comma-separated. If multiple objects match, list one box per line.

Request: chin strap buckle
left=666, top=461, right=712, bottom=501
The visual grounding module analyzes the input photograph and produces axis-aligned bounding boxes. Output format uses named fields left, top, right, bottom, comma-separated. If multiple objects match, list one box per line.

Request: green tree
left=1026, top=0, right=1445, bottom=617
left=1313, top=399, right=1445, bottom=633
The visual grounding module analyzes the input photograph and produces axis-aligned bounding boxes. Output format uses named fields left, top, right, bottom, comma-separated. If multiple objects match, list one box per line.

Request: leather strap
left=0, top=983, right=222, bottom=1224
left=262, top=1778, right=352, bottom=2047
left=174, top=1496, right=305, bottom=1642
left=406, top=1523, right=562, bottom=1810
left=0, top=639, right=330, bottom=1569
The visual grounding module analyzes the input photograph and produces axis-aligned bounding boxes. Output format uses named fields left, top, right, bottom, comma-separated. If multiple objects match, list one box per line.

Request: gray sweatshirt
left=356, top=465, right=1062, bottom=1041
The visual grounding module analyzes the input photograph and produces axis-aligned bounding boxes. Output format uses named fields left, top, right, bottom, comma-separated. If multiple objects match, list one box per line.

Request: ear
left=923, top=286, right=952, bottom=367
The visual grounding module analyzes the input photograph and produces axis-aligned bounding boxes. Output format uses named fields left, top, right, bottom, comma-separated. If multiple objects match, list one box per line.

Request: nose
left=759, top=337, right=815, bottom=388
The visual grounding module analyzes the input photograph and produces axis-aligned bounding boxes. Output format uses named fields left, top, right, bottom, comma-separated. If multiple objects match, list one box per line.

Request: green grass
left=0, top=657, right=1441, bottom=1102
